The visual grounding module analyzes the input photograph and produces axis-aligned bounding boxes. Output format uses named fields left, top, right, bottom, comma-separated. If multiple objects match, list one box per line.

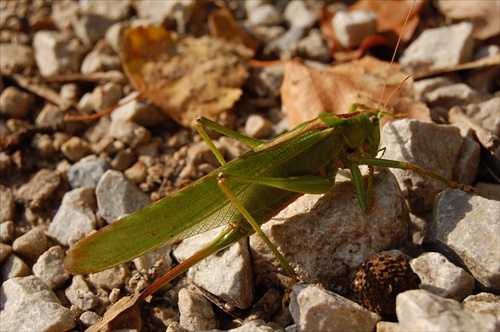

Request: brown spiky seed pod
left=351, top=252, right=421, bottom=316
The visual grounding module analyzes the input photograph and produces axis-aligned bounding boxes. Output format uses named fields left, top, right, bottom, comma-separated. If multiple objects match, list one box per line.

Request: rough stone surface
left=290, top=284, right=381, bottom=331
left=410, top=252, right=475, bottom=301
left=89, top=264, right=130, bottom=291
left=32, top=246, right=70, bottom=290
left=0, top=276, right=75, bottom=331
left=0, top=220, right=15, bottom=243
left=60, top=136, right=92, bottom=162
left=425, top=189, right=500, bottom=292
left=12, top=225, right=48, bottom=260
left=380, top=119, right=465, bottom=212
left=178, top=288, right=217, bottom=331
left=463, top=293, right=500, bottom=321
left=452, top=136, right=480, bottom=185
left=0, top=86, right=33, bottom=119
left=0, top=184, right=15, bottom=222
left=0, top=243, right=13, bottom=264
left=0, top=254, right=30, bottom=280
left=250, top=169, right=410, bottom=294
left=48, top=186, right=97, bottom=246
left=109, top=119, right=151, bottom=148
left=174, top=227, right=255, bottom=309
left=396, top=290, right=500, bottom=331
left=32, top=30, right=86, bottom=76
left=68, top=155, right=111, bottom=188
left=423, top=83, right=482, bottom=109
left=95, top=169, right=151, bottom=224
left=65, top=275, right=99, bottom=311
left=16, top=169, right=61, bottom=209
left=400, top=22, right=474, bottom=72
left=0, top=43, right=35, bottom=72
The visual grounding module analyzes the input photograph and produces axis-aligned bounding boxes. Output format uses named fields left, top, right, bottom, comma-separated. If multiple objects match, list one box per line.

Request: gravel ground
left=0, top=1, right=499, bottom=331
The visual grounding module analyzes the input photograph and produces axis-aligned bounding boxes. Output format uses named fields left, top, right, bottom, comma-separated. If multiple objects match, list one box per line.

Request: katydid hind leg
left=217, top=173, right=299, bottom=303
left=139, top=224, right=248, bottom=301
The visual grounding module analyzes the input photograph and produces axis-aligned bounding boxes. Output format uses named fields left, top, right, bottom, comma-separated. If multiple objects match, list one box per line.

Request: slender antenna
left=376, top=0, right=416, bottom=111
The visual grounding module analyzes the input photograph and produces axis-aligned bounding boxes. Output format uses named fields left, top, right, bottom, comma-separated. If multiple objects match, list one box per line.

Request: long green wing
left=65, top=120, right=337, bottom=274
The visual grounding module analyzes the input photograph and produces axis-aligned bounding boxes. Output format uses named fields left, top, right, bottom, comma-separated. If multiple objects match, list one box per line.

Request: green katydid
left=64, top=3, right=475, bottom=307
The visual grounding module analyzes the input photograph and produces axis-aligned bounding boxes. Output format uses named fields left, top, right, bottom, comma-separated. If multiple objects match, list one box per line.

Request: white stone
left=290, top=284, right=381, bottom=331
left=178, top=288, right=217, bottom=331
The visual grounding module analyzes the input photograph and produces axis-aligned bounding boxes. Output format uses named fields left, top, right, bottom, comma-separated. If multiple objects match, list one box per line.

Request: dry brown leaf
left=281, top=56, right=430, bottom=128
left=87, top=293, right=140, bottom=332
left=437, top=0, right=500, bottom=40
left=120, top=26, right=254, bottom=127
left=208, top=6, right=258, bottom=51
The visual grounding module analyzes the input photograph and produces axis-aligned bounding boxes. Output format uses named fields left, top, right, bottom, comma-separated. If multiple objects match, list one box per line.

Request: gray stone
left=245, top=114, right=273, bottom=139
left=264, top=27, right=305, bottom=58
left=0, top=86, right=33, bottom=119
left=0, top=185, right=15, bottom=222
left=466, top=96, right=500, bottom=137
left=96, top=170, right=151, bottom=224
left=132, top=245, right=173, bottom=279
left=248, top=4, right=283, bottom=26
left=17, top=169, right=61, bottom=209
left=410, top=252, right=475, bottom=301
left=283, top=0, right=318, bottom=29
left=178, top=288, right=217, bottom=331
left=71, top=13, right=114, bottom=47
left=110, top=94, right=165, bottom=126
left=109, top=119, right=151, bottom=148
left=0, top=43, right=35, bottom=72
left=13, top=225, right=48, bottom=260
left=250, top=169, right=410, bottom=294
left=463, top=293, right=500, bottom=321
left=174, top=227, right=255, bottom=309
left=452, top=136, right=480, bottom=185
left=32, top=31, right=86, bottom=76
left=423, top=83, right=482, bottom=109
left=0, top=276, right=75, bottom=331
left=32, top=246, right=70, bottom=290
left=48, top=186, right=97, bottom=246
left=65, top=275, right=98, bottom=311
left=396, top=290, right=500, bottom=331
left=290, top=284, right=381, bottom=331
left=89, top=264, right=130, bottom=291
left=380, top=119, right=464, bottom=212
left=425, top=189, right=500, bottom=291
left=79, top=310, right=101, bottom=328
left=228, top=319, right=285, bottom=332
left=1, top=254, right=30, bottom=280
left=68, top=155, right=111, bottom=188
left=400, top=22, right=474, bottom=72
left=290, top=29, right=331, bottom=63
left=332, top=10, right=377, bottom=48
left=0, top=220, right=14, bottom=243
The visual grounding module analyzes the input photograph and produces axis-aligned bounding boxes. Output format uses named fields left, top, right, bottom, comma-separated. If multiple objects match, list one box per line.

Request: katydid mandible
left=64, top=7, right=474, bottom=302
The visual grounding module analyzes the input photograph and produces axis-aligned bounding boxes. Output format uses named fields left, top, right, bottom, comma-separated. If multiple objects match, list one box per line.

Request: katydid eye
left=370, top=116, right=378, bottom=125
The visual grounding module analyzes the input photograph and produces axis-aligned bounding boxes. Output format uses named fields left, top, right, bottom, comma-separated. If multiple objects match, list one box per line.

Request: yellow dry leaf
left=120, top=26, right=254, bottom=127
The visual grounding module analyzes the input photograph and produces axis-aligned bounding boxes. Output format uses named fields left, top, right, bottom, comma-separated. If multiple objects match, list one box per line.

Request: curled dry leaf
left=281, top=56, right=430, bottom=128
left=120, top=26, right=254, bottom=127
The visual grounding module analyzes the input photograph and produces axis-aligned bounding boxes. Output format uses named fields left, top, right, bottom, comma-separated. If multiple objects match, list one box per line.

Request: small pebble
left=65, top=275, right=99, bottom=311
left=60, top=136, right=91, bottom=162
left=247, top=3, right=283, bottom=26
left=124, top=160, right=148, bottom=184
left=12, top=225, right=48, bottom=260
left=0, top=185, right=15, bottom=222
left=79, top=311, right=101, bottom=328
left=283, top=0, right=318, bottom=29
left=0, top=86, right=33, bottom=118
left=1, top=254, right=31, bottom=280
left=332, top=10, right=377, bottom=48
left=178, top=288, right=218, bottom=331
left=31, top=133, right=55, bottom=158
left=89, top=264, right=130, bottom=291
left=0, top=220, right=15, bottom=243
left=0, top=276, right=76, bottom=331
left=245, top=114, right=273, bottom=138
left=110, top=147, right=136, bottom=171
left=68, top=155, right=111, bottom=188
left=32, top=246, right=70, bottom=289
